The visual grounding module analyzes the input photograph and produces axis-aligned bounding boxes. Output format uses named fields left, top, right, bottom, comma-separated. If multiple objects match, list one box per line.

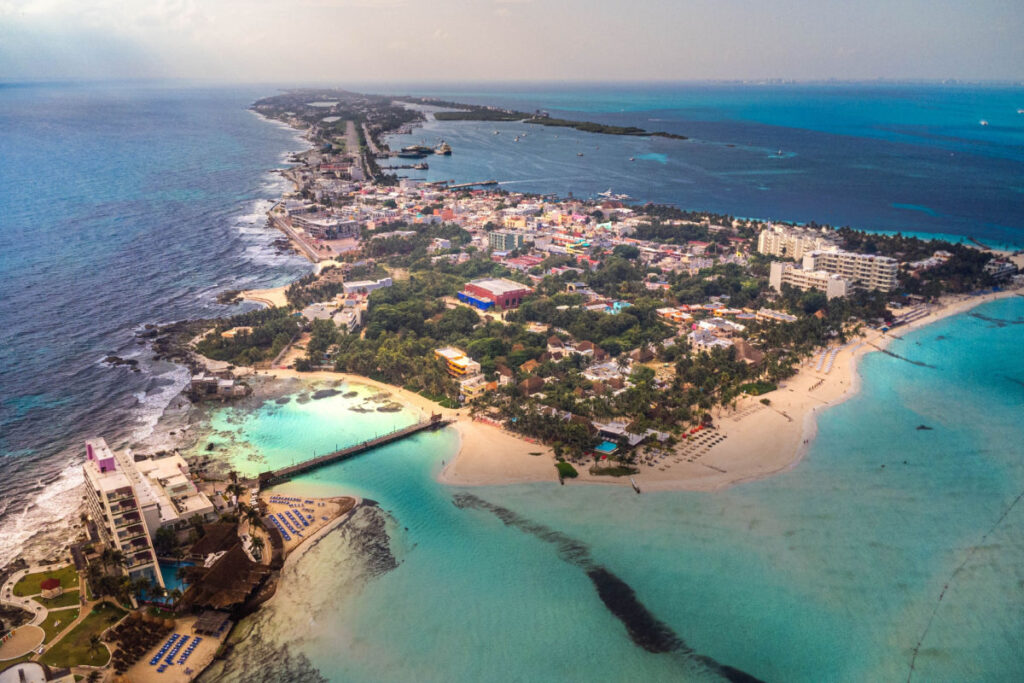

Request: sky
left=1, top=0, right=1021, bottom=83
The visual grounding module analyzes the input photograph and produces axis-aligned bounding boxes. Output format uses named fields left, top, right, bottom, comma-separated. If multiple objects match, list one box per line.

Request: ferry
left=434, top=141, right=452, bottom=155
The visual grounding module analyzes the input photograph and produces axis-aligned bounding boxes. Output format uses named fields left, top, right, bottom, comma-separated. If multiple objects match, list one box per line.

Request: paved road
left=2, top=565, right=58, bottom=626
left=346, top=120, right=367, bottom=181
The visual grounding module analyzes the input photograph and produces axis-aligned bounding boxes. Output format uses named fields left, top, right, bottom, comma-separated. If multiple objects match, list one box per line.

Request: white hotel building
left=769, top=262, right=851, bottom=300
left=757, top=225, right=838, bottom=261
left=802, top=250, right=899, bottom=292
left=83, top=438, right=216, bottom=588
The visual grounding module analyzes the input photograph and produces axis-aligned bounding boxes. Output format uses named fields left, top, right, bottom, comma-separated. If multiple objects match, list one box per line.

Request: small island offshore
left=3, top=88, right=1022, bottom=682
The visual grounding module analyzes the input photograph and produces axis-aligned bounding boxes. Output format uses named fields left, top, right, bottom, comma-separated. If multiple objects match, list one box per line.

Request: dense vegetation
left=524, top=116, right=687, bottom=140
left=194, top=307, right=299, bottom=366
left=395, top=96, right=687, bottom=139
left=433, top=110, right=523, bottom=122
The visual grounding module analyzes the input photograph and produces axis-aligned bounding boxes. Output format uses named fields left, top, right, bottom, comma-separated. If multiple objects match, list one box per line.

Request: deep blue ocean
left=0, top=82, right=1022, bottom=681
left=381, top=83, right=1024, bottom=248
left=0, top=82, right=310, bottom=563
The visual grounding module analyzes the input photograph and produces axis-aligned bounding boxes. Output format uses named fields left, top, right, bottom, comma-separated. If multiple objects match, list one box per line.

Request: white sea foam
left=0, top=460, right=85, bottom=567
left=129, top=364, right=191, bottom=442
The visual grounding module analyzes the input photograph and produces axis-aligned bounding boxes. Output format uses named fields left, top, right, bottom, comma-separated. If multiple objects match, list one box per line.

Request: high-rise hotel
left=83, top=438, right=217, bottom=589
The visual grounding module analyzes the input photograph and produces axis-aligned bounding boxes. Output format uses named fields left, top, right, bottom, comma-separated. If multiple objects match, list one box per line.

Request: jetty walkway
left=258, top=414, right=451, bottom=487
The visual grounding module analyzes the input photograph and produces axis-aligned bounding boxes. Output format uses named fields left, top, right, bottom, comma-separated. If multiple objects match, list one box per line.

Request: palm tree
left=130, top=578, right=152, bottom=605
left=241, top=503, right=264, bottom=531
left=249, top=536, right=265, bottom=560
left=168, top=588, right=183, bottom=606
left=109, top=549, right=126, bottom=572
left=99, top=547, right=114, bottom=573
left=225, top=481, right=246, bottom=507
left=88, top=634, right=103, bottom=656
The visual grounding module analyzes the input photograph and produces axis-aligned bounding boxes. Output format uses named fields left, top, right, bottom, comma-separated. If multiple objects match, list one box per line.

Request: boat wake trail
left=452, top=493, right=764, bottom=682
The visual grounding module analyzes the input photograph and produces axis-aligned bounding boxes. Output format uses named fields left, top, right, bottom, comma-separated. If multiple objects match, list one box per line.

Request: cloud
left=0, top=0, right=1021, bottom=82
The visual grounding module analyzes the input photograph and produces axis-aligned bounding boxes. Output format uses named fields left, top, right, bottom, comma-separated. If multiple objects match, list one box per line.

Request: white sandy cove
left=207, top=288, right=1019, bottom=493
left=437, top=289, right=1022, bottom=492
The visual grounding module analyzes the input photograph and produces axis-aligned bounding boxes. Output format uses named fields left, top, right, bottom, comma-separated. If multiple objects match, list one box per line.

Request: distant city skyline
left=1, top=0, right=1022, bottom=82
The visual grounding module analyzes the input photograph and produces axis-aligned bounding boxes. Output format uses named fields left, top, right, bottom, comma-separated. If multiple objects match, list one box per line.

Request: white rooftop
left=469, top=278, right=531, bottom=295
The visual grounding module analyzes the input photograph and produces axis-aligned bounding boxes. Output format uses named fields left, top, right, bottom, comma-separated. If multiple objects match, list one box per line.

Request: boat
left=493, top=130, right=500, bottom=135
left=514, top=136, right=520, bottom=142
left=630, top=477, right=641, bottom=494
left=777, top=149, right=783, bottom=156
left=1018, top=109, right=1024, bottom=114
left=396, top=150, right=428, bottom=159
left=576, top=152, right=584, bottom=157
left=629, top=157, right=635, bottom=161
left=434, top=141, right=452, bottom=155
left=980, top=120, right=989, bottom=126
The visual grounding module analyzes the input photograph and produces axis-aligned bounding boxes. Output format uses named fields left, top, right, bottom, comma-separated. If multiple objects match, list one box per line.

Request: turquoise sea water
left=202, top=297, right=1024, bottom=682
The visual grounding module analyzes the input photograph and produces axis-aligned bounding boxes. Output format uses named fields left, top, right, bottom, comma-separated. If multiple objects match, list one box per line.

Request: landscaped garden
left=39, top=602, right=126, bottom=668
left=13, top=565, right=78, bottom=596
left=39, top=607, right=80, bottom=643
left=34, top=589, right=81, bottom=609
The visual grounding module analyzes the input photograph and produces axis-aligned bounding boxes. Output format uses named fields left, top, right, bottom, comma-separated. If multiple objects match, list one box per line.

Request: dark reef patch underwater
left=452, top=493, right=765, bottom=682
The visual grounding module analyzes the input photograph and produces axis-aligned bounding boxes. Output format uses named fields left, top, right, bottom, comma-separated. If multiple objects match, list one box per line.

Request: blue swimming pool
left=594, top=440, right=618, bottom=454
left=148, top=559, right=194, bottom=602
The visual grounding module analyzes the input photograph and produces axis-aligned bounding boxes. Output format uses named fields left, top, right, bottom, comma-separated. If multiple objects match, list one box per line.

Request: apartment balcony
left=127, top=551, right=156, bottom=569
left=116, top=524, right=147, bottom=543
left=113, top=510, right=141, bottom=525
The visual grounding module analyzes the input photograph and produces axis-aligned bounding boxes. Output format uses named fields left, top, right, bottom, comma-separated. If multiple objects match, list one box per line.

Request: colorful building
left=459, top=278, right=532, bottom=310
left=435, top=346, right=481, bottom=377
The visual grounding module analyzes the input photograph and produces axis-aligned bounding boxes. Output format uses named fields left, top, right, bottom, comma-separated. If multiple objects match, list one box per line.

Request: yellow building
left=435, top=346, right=481, bottom=377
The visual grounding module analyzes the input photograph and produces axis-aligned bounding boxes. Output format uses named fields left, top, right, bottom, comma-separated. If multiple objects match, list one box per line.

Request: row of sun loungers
left=814, top=350, right=827, bottom=371
left=149, top=633, right=180, bottom=666
left=269, top=513, right=301, bottom=542
left=151, top=633, right=203, bottom=673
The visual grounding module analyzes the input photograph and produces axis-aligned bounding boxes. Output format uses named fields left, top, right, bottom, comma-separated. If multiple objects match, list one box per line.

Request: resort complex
left=3, top=86, right=1022, bottom=683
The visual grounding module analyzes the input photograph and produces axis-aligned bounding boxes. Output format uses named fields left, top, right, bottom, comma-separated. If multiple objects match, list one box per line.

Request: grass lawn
left=39, top=603, right=125, bottom=668
left=13, top=565, right=78, bottom=597
left=34, top=590, right=81, bottom=609
left=40, top=607, right=80, bottom=643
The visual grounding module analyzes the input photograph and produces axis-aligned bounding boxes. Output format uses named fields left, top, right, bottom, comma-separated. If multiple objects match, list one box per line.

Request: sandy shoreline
left=437, top=288, right=1022, bottom=492
left=190, top=287, right=1020, bottom=494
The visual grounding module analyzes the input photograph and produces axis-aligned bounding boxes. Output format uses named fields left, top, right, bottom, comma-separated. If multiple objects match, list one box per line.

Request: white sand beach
left=193, top=287, right=1021, bottom=493
left=436, top=288, right=1022, bottom=492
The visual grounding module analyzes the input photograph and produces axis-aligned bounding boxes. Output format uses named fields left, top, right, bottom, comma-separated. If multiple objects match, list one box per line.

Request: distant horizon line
left=3, top=77, right=1023, bottom=89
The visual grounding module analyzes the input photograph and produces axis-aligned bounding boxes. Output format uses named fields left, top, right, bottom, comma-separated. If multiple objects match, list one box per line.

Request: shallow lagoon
left=202, top=298, right=1024, bottom=682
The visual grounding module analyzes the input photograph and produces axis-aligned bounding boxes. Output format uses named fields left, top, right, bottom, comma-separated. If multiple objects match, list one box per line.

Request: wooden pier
left=258, top=414, right=451, bottom=488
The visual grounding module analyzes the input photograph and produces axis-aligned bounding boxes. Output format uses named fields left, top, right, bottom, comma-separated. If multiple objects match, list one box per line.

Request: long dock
left=258, top=415, right=451, bottom=487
